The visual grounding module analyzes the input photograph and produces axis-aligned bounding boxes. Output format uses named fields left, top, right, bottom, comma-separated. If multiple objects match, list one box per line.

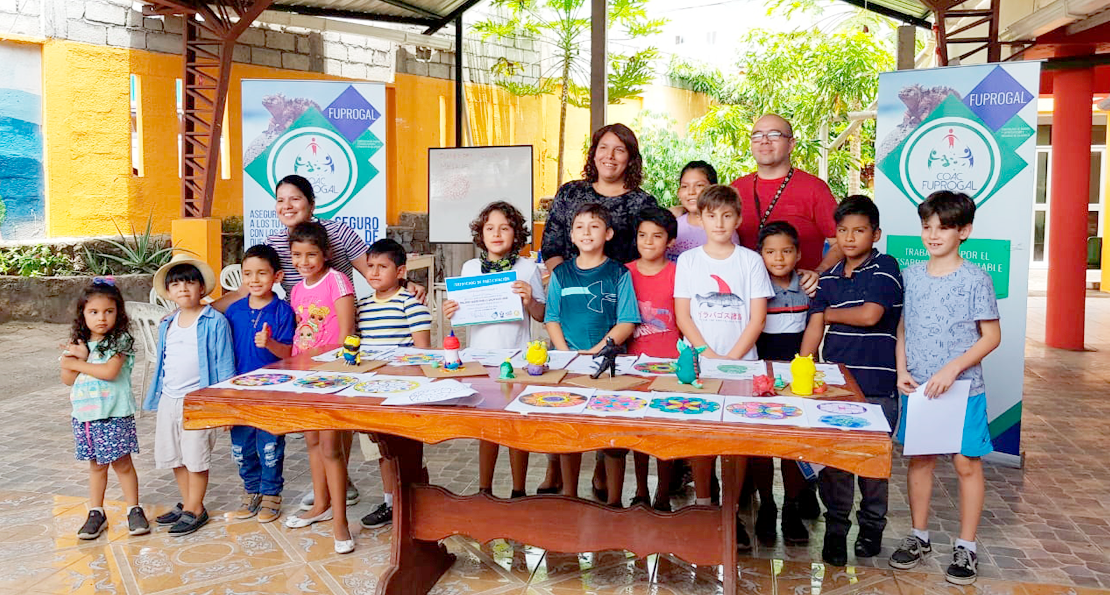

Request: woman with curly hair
left=441, top=201, right=546, bottom=498
left=540, top=124, right=659, bottom=270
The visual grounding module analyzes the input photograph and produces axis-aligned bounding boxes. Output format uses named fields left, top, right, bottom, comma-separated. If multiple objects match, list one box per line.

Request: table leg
left=721, top=456, right=740, bottom=595
left=376, top=435, right=455, bottom=595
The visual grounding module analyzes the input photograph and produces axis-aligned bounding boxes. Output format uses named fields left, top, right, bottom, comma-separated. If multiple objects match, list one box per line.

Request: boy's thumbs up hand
left=254, top=322, right=270, bottom=348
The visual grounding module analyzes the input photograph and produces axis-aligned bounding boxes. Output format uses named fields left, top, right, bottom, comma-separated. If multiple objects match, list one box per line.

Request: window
left=130, top=74, right=143, bottom=176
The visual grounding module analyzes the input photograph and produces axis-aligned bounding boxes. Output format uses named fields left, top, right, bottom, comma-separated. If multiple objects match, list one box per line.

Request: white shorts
left=155, top=396, right=217, bottom=472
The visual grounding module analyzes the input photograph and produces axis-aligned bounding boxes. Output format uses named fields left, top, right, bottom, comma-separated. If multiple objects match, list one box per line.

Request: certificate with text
left=445, top=271, right=524, bottom=326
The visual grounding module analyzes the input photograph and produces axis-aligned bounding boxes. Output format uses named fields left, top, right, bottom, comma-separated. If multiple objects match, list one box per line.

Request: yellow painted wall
left=42, top=39, right=713, bottom=238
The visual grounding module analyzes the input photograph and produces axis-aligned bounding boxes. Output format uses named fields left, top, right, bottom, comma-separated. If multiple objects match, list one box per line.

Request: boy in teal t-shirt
left=544, top=203, right=640, bottom=499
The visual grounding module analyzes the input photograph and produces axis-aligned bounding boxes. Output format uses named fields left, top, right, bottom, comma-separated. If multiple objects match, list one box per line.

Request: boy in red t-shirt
left=603, top=206, right=680, bottom=510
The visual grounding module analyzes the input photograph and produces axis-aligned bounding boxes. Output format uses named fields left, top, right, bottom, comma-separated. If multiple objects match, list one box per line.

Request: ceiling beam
left=423, top=0, right=485, bottom=34
left=835, top=0, right=932, bottom=29
left=265, top=3, right=437, bottom=27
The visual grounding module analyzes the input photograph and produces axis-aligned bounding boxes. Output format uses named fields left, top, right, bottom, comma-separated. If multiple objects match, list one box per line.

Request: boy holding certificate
left=442, top=202, right=546, bottom=499
left=890, top=191, right=1000, bottom=585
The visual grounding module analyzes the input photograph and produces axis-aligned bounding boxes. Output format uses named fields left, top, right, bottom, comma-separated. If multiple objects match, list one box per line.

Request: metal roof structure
left=836, top=0, right=933, bottom=29
left=265, top=0, right=483, bottom=34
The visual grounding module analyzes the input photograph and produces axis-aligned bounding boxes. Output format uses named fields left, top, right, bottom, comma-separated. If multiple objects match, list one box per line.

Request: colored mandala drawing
left=633, top=362, right=677, bottom=375
left=819, top=414, right=871, bottom=429
left=231, top=373, right=295, bottom=387
left=519, top=391, right=588, bottom=408
left=726, top=402, right=803, bottom=420
left=816, top=402, right=867, bottom=415
left=716, top=364, right=753, bottom=375
left=588, top=394, right=648, bottom=411
left=650, top=396, right=720, bottom=415
left=394, top=354, right=440, bottom=365
left=351, top=379, right=423, bottom=394
left=294, top=374, right=359, bottom=389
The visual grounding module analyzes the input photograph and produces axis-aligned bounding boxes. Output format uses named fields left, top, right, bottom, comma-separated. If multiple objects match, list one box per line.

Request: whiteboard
left=428, top=146, right=533, bottom=244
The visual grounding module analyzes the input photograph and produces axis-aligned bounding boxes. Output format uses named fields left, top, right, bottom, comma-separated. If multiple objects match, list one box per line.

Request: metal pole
left=590, top=0, right=606, bottom=134
left=455, top=15, right=464, bottom=147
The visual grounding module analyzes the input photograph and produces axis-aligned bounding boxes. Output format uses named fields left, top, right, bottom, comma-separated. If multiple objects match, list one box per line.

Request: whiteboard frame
left=427, top=145, right=534, bottom=244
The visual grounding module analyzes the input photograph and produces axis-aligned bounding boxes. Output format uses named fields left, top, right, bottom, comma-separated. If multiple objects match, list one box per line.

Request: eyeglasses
left=751, top=131, right=792, bottom=142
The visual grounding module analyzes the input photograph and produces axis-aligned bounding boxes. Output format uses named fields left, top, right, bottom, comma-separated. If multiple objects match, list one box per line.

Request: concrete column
left=896, top=25, right=915, bottom=70
left=171, top=218, right=224, bottom=298
left=1046, top=67, right=1094, bottom=350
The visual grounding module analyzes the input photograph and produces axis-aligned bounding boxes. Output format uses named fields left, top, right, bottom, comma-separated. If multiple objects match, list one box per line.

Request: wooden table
left=185, top=354, right=891, bottom=595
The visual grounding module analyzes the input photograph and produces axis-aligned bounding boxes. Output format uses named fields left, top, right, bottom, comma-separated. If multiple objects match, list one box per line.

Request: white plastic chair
left=127, top=300, right=171, bottom=414
left=220, top=264, right=242, bottom=291
left=149, top=288, right=174, bottom=310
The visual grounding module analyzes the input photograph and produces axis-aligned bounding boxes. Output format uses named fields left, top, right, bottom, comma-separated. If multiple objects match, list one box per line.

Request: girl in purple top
left=666, top=161, right=739, bottom=262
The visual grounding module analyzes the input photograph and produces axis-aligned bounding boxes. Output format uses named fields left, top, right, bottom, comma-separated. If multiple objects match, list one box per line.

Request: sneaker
left=299, top=490, right=314, bottom=511
left=736, top=516, right=752, bottom=551
left=946, top=546, right=978, bottom=585
left=855, top=530, right=883, bottom=558
left=823, top=533, right=848, bottom=567
left=257, top=495, right=282, bottom=523
left=360, top=502, right=393, bottom=529
left=234, top=493, right=262, bottom=520
left=155, top=503, right=183, bottom=525
left=77, top=510, right=107, bottom=540
left=797, top=488, right=821, bottom=520
left=780, top=500, right=809, bottom=545
left=127, top=506, right=151, bottom=536
left=169, top=508, right=210, bottom=536
left=300, top=483, right=360, bottom=511
left=889, top=535, right=931, bottom=570
left=346, top=482, right=360, bottom=506
left=755, top=501, right=778, bottom=546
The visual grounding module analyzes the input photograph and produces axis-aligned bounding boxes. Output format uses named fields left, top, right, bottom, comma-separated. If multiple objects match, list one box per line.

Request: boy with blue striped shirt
left=800, top=195, right=903, bottom=568
left=355, top=238, right=431, bottom=531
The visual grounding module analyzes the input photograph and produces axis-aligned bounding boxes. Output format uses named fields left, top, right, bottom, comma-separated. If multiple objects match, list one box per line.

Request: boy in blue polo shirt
left=800, top=195, right=903, bottom=567
left=222, top=244, right=296, bottom=523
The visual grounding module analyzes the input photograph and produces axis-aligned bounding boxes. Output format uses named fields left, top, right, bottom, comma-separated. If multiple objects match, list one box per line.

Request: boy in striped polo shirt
left=800, top=195, right=903, bottom=568
left=355, top=238, right=431, bottom=530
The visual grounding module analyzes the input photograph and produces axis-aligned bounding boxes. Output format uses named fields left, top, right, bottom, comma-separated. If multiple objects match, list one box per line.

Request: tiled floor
left=1, top=294, right=1109, bottom=594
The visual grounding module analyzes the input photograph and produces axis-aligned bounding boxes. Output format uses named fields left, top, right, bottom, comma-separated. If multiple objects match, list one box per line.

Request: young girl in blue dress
left=60, top=278, right=148, bottom=540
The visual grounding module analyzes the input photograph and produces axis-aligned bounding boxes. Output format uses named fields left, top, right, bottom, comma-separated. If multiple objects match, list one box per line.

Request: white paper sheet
left=509, top=350, right=578, bottom=370
left=336, top=375, right=435, bottom=398
left=504, top=386, right=594, bottom=415
left=381, top=379, right=477, bottom=406
left=582, top=391, right=651, bottom=418
left=803, top=400, right=892, bottom=433
left=626, top=355, right=678, bottom=377
left=459, top=348, right=520, bottom=367
left=311, top=346, right=398, bottom=363
left=902, top=380, right=971, bottom=455
left=263, top=371, right=374, bottom=394
left=771, top=361, right=793, bottom=382
left=209, top=369, right=311, bottom=391
left=563, top=354, right=638, bottom=377
left=721, top=396, right=812, bottom=427
left=310, top=348, right=343, bottom=362
left=814, top=363, right=846, bottom=386
left=700, top=359, right=766, bottom=380
left=385, top=348, right=446, bottom=366
left=643, top=393, right=724, bottom=422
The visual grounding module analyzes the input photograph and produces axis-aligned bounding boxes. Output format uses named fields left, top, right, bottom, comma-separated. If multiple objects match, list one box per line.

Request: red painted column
left=1046, top=67, right=1094, bottom=350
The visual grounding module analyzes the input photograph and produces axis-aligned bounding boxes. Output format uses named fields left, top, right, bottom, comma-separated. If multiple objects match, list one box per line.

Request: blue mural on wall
left=0, top=43, right=44, bottom=240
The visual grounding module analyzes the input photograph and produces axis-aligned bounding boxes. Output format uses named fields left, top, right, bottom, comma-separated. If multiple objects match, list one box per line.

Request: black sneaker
left=755, top=501, right=777, bottom=546
left=780, top=500, right=809, bottom=545
left=855, top=530, right=883, bottom=558
left=360, top=503, right=393, bottom=529
left=946, top=546, right=978, bottom=585
left=797, top=488, right=821, bottom=520
left=156, top=503, right=183, bottom=525
left=169, top=508, right=210, bottom=536
left=127, top=506, right=151, bottom=536
left=736, top=516, right=752, bottom=551
left=652, top=498, right=672, bottom=513
left=77, top=509, right=107, bottom=540
left=889, top=535, right=931, bottom=569
left=823, top=533, right=848, bottom=567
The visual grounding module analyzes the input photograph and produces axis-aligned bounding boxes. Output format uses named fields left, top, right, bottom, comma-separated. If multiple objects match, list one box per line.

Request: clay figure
left=342, top=335, right=361, bottom=366
left=773, top=375, right=785, bottom=390
left=499, top=359, right=516, bottom=380
left=790, top=354, right=816, bottom=396
left=443, top=331, right=462, bottom=370
left=752, top=375, right=776, bottom=397
left=590, top=337, right=624, bottom=379
left=525, top=340, right=549, bottom=376
left=675, top=338, right=707, bottom=389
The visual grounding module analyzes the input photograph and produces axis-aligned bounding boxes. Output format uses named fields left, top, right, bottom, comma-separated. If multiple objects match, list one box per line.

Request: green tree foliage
left=472, top=0, right=665, bottom=185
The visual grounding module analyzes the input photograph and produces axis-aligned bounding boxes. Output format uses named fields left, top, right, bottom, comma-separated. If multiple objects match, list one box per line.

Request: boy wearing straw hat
left=143, top=254, right=236, bottom=536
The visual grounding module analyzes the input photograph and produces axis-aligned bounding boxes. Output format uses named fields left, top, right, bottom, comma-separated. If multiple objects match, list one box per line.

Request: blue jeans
left=230, top=426, right=285, bottom=496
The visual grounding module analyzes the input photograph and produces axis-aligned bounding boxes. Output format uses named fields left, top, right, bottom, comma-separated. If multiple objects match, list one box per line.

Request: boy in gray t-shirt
left=890, top=191, right=1001, bottom=586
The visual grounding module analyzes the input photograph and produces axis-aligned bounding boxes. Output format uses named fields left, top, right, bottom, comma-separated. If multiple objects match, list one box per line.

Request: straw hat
left=153, top=254, right=217, bottom=300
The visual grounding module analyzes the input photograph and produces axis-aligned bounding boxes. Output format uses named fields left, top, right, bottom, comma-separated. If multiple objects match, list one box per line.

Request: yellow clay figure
left=342, top=335, right=361, bottom=366
left=790, top=353, right=816, bottom=396
left=525, top=340, right=549, bottom=376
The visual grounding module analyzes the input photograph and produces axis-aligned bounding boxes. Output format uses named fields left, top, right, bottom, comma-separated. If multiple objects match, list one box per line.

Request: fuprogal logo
left=899, top=117, right=1000, bottom=206
left=267, top=127, right=357, bottom=215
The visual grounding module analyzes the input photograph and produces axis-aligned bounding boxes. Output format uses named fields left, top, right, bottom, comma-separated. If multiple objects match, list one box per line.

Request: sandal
left=257, top=495, right=282, bottom=523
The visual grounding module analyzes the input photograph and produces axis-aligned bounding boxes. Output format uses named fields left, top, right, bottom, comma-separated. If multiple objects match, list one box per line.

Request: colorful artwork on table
left=209, top=369, right=311, bottom=391
left=294, top=374, right=360, bottom=390
left=818, top=414, right=871, bottom=429
left=505, top=386, right=594, bottom=415
left=700, top=359, right=764, bottom=380
left=384, top=348, right=444, bottom=366
left=721, top=396, right=812, bottom=427
left=336, top=375, right=433, bottom=398
left=583, top=391, right=650, bottom=418
left=643, top=394, right=723, bottom=422
left=815, top=402, right=867, bottom=415
left=231, top=372, right=297, bottom=387
left=381, top=380, right=477, bottom=406
left=802, top=400, right=892, bottom=432
left=627, top=356, right=678, bottom=377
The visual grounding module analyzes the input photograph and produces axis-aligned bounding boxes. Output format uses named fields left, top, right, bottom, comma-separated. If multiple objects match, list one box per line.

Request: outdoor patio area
left=0, top=294, right=1107, bottom=595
